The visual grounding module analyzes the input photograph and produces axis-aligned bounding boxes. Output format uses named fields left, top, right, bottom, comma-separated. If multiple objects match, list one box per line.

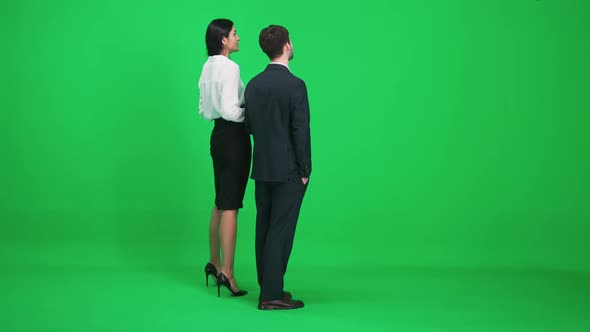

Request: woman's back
left=199, top=55, right=244, bottom=122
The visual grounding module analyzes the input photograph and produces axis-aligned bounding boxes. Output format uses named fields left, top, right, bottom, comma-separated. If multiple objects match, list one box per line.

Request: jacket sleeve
left=243, top=85, right=252, bottom=134
left=289, top=79, right=312, bottom=178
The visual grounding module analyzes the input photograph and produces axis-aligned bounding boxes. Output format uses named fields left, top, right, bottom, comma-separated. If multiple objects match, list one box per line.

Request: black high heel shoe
left=217, top=272, right=248, bottom=297
left=204, top=263, right=218, bottom=287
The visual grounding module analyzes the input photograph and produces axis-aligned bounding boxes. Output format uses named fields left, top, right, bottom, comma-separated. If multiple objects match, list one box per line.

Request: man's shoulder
left=279, top=71, right=305, bottom=88
left=247, top=68, right=304, bottom=88
left=246, top=71, right=265, bottom=87
left=292, top=75, right=305, bottom=85
left=285, top=74, right=306, bottom=92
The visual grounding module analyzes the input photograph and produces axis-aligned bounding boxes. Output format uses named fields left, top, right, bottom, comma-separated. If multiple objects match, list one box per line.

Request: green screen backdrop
left=1, top=1, right=589, bottom=331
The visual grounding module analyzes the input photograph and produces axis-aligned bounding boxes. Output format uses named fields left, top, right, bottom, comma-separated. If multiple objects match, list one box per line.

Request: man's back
left=245, top=64, right=311, bottom=182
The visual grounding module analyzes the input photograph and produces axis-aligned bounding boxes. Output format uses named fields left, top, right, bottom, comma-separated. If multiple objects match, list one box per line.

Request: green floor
left=3, top=1, right=589, bottom=331
left=2, top=262, right=588, bottom=332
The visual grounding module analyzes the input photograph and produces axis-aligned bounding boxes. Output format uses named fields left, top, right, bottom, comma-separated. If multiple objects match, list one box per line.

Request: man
left=244, top=25, right=312, bottom=310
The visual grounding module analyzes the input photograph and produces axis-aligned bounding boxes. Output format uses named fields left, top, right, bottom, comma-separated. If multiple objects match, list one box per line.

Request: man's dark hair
left=205, top=19, right=234, bottom=56
left=259, top=25, right=290, bottom=59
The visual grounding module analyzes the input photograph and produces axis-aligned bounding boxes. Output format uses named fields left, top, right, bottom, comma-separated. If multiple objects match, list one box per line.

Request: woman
left=198, top=19, right=251, bottom=297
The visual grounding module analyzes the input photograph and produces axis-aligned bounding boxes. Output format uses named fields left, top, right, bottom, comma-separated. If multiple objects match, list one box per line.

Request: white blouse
left=198, top=55, right=245, bottom=122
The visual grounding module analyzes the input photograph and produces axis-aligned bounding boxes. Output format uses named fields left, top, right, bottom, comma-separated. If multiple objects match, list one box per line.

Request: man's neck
left=270, top=56, right=289, bottom=66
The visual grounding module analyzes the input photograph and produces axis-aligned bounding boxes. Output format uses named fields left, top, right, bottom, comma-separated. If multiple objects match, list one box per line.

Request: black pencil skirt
left=210, top=118, right=252, bottom=210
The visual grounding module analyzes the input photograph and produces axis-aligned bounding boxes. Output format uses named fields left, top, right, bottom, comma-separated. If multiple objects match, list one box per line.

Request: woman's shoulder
left=203, top=56, right=240, bottom=77
left=223, top=57, right=240, bottom=70
left=220, top=59, right=240, bottom=77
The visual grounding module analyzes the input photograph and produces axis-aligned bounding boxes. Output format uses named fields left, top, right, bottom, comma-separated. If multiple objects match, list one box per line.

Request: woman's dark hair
left=205, top=19, right=234, bottom=56
left=259, top=25, right=290, bottom=59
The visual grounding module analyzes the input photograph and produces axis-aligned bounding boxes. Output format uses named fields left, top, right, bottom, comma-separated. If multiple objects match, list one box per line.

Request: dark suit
left=244, top=64, right=311, bottom=301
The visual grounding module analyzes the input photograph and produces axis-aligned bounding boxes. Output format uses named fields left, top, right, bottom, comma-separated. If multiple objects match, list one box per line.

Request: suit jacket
left=244, top=64, right=311, bottom=182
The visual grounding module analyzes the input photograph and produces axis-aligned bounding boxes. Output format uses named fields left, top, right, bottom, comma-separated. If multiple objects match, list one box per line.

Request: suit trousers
left=255, top=178, right=308, bottom=301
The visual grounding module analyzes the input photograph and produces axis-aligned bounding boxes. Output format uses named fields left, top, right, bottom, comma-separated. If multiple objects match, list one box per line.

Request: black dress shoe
left=258, top=298, right=304, bottom=310
left=283, top=291, right=292, bottom=299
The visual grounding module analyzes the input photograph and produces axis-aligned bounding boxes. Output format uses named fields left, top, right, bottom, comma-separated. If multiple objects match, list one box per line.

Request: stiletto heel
left=204, top=262, right=218, bottom=287
left=217, top=272, right=248, bottom=297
